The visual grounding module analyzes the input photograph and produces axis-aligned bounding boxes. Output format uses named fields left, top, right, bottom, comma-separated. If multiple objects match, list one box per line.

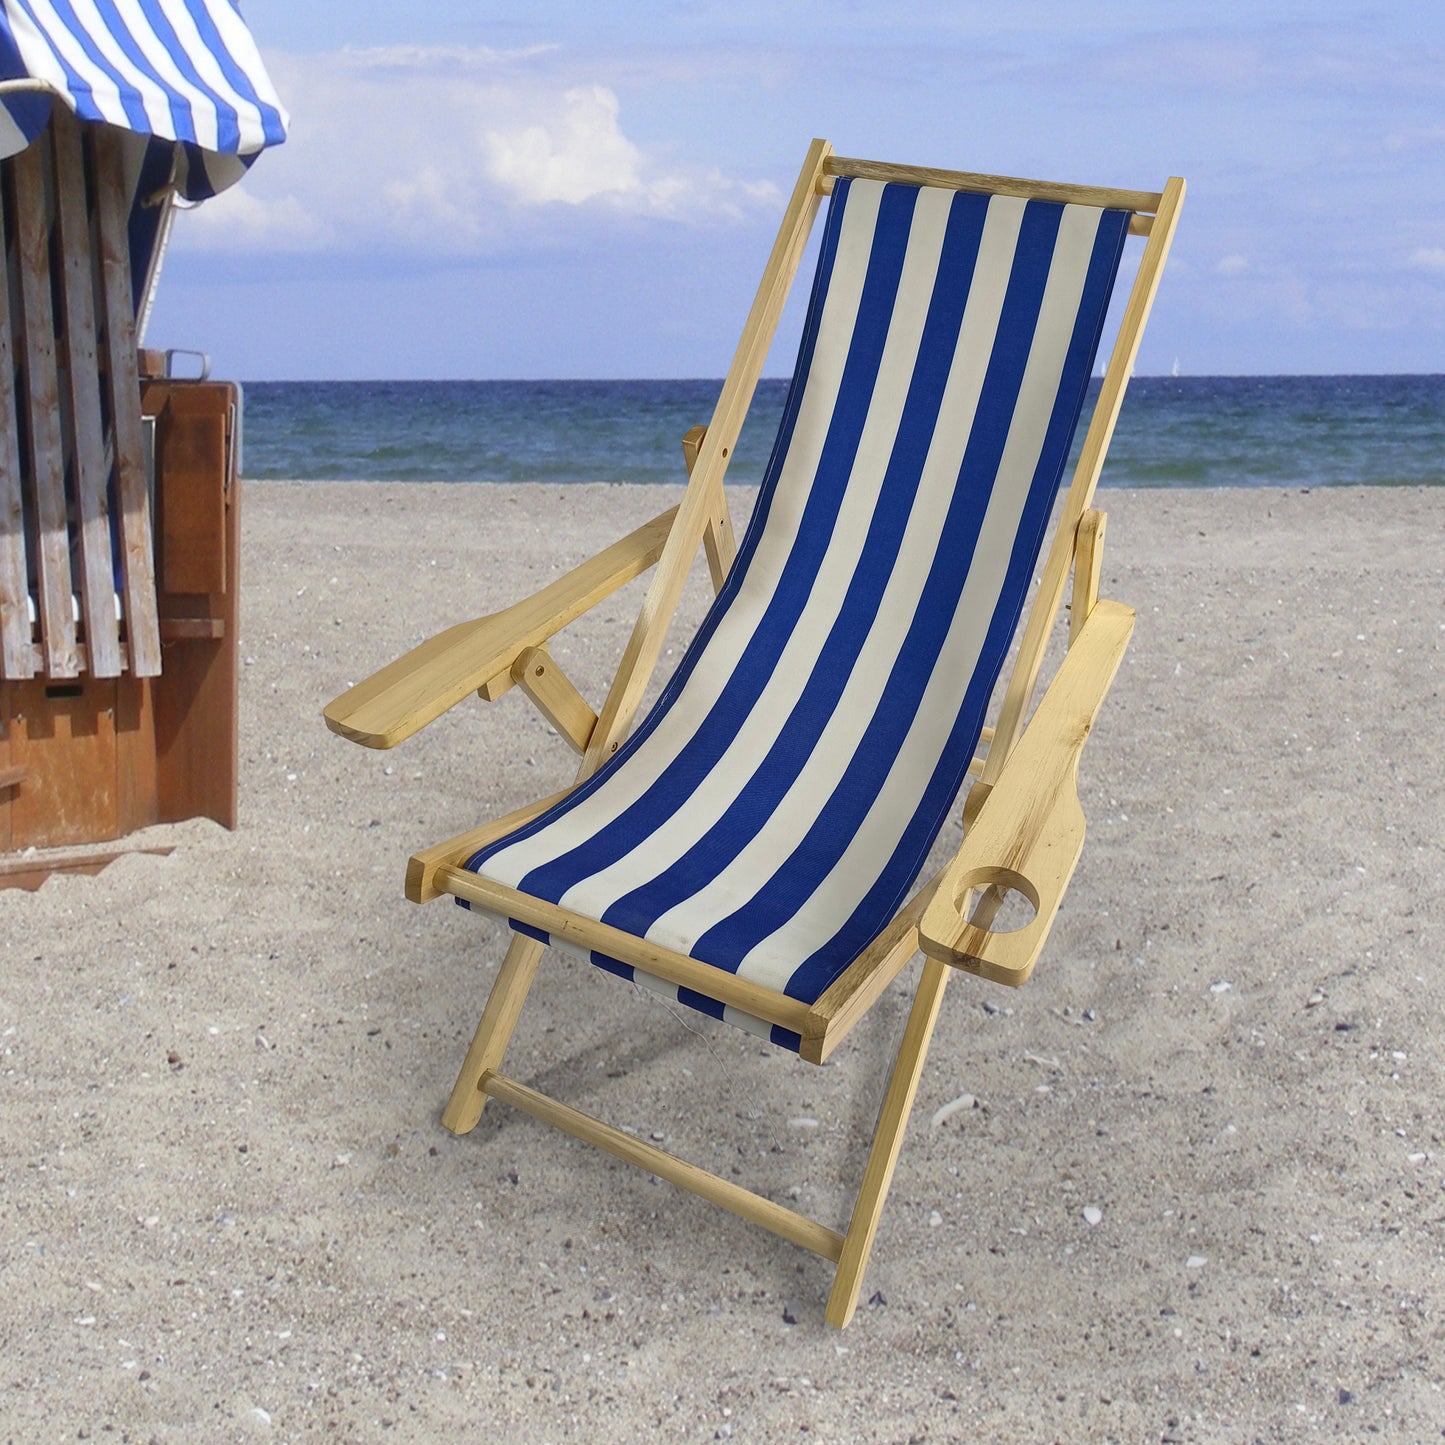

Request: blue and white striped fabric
left=467, top=177, right=1130, bottom=1051
left=0, top=0, right=286, bottom=197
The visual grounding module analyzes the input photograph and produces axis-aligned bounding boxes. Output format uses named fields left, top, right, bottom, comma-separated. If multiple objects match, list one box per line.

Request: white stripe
left=8, top=0, right=128, bottom=128
left=552, top=185, right=960, bottom=929
left=5, top=0, right=283, bottom=154
left=642, top=194, right=1028, bottom=961
left=107, top=0, right=224, bottom=151
left=737, top=204, right=1108, bottom=989
left=51, top=0, right=180, bottom=136
left=147, top=0, right=280, bottom=151
left=480, top=180, right=887, bottom=892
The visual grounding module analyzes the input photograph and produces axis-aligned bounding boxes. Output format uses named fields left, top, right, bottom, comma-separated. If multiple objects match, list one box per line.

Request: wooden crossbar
left=482, top=1070, right=846, bottom=1261
left=825, top=155, right=1164, bottom=215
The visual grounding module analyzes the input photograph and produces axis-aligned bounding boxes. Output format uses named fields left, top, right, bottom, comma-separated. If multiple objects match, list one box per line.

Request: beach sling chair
left=325, top=141, right=1184, bottom=1326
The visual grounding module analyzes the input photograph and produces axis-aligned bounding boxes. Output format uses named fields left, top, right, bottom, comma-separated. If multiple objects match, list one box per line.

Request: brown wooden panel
left=114, top=674, right=158, bottom=837
left=51, top=108, right=123, bottom=678
left=149, top=382, right=240, bottom=830
left=12, top=133, right=79, bottom=679
left=91, top=126, right=161, bottom=678
left=159, top=411, right=227, bottom=595
left=0, top=173, right=32, bottom=681
left=7, top=676, right=119, bottom=848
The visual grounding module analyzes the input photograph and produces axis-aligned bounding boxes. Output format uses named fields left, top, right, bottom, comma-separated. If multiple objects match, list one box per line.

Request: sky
left=144, top=1, right=1445, bottom=379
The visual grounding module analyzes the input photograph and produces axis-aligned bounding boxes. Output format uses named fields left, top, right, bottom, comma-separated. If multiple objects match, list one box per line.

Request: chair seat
left=465, top=176, right=1130, bottom=1050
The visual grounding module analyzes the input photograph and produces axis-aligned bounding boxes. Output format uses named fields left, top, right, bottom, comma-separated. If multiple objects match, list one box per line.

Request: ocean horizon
left=239, top=374, right=1445, bottom=490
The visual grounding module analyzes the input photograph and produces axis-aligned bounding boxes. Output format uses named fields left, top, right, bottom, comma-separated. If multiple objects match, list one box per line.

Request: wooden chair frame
left=325, top=140, right=1184, bottom=1326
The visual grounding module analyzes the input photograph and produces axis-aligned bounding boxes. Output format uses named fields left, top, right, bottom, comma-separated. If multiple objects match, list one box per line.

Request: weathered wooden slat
left=13, top=132, right=80, bottom=679
left=91, top=126, right=162, bottom=678
left=0, top=164, right=34, bottom=680
left=51, top=107, right=123, bottom=677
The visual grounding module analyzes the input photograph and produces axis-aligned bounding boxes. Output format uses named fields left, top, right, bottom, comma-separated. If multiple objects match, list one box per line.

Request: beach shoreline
left=2, top=481, right=1442, bottom=1440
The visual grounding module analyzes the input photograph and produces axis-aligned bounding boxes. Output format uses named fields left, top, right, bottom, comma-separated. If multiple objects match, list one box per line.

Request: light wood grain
left=825, top=956, right=950, bottom=1327
left=434, top=865, right=816, bottom=1036
left=512, top=644, right=598, bottom=754
left=1070, top=508, right=1107, bottom=646
left=825, top=155, right=1163, bottom=214
left=405, top=787, right=574, bottom=903
left=441, top=932, right=544, bottom=1134
left=325, top=507, right=677, bottom=749
left=920, top=600, right=1134, bottom=986
left=683, top=423, right=738, bottom=592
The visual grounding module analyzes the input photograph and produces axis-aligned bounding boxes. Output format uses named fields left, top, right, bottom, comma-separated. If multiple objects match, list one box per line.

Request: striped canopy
left=467, top=176, right=1131, bottom=1051
left=0, top=0, right=286, bottom=199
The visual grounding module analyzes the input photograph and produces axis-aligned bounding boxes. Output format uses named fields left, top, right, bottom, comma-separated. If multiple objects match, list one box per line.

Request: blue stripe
left=780, top=205, right=1133, bottom=1003
left=87, top=0, right=200, bottom=143
left=171, top=0, right=285, bottom=146
left=691, top=197, right=1067, bottom=977
left=601, top=189, right=991, bottom=950
left=10, top=0, right=150, bottom=130
left=3, top=0, right=283, bottom=154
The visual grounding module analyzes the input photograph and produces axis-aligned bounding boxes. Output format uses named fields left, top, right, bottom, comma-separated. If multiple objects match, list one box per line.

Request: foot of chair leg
left=825, top=957, right=950, bottom=1327
left=441, top=932, right=545, bottom=1134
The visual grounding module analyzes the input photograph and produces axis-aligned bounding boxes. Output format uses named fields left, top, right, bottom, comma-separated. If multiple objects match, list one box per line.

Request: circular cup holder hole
left=967, top=883, right=1039, bottom=935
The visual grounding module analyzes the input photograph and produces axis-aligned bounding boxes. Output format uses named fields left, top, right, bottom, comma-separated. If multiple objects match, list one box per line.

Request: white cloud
left=482, top=85, right=645, bottom=206
left=1214, top=254, right=1249, bottom=276
left=1407, top=248, right=1445, bottom=273
left=169, top=45, right=779, bottom=256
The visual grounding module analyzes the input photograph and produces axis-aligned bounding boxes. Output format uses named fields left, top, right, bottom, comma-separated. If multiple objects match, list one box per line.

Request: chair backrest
left=471, top=174, right=1133, bottom=994
left=0, top=107, right=160, bottom=682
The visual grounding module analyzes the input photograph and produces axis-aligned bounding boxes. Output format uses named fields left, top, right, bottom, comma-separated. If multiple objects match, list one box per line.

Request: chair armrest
left=323, top=506, right=678, bottom=749
left=918, top=599, right=1134, bottom=986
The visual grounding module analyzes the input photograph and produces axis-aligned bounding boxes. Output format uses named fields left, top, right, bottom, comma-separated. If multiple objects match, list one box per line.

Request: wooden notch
left=682, top=423, right=738, bottom=592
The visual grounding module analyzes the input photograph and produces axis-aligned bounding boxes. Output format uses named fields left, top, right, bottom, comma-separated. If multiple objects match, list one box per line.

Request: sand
left=2, top=481, right=1443, bottom=1442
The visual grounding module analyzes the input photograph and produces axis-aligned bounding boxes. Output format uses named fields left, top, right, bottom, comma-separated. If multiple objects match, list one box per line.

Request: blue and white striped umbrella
left=466, top=176, right=1131, bottom=1052
left=0, top=0, right=287, bottom=198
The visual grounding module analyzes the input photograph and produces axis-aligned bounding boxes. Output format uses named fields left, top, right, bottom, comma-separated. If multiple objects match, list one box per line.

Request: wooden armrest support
left=323, top=507, right=678, bottom=749
left=919, top=599, right=1134, bottom=987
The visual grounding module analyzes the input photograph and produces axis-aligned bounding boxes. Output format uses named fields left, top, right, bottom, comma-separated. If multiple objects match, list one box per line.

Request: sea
left=239, top=375, right=1445, bottom=490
